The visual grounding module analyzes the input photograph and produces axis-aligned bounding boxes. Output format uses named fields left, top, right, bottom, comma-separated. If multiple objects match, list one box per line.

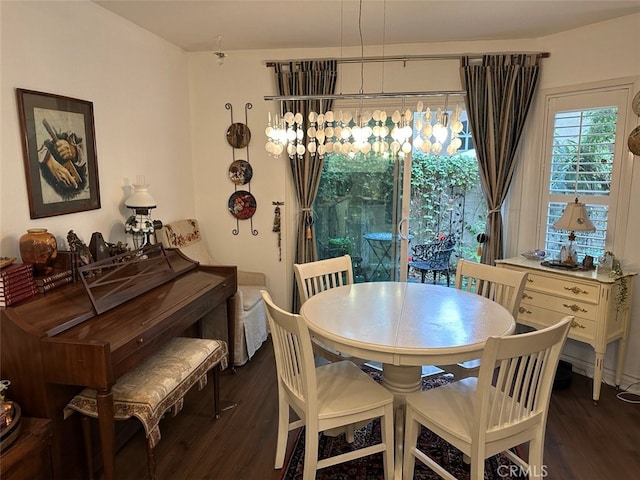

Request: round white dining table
left=300, top=281, right=515, bottom=395
left=300, top=281, right=515, bottom=479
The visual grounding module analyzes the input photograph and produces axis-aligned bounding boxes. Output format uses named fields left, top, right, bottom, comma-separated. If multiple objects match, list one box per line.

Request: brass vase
left=19, top=228, right=57, bottom=275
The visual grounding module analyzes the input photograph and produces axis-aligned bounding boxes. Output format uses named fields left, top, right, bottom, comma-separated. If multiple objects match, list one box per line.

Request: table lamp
left=552, top=197, right=595, bottom=265
left=124, top=182, right=162, bottom=249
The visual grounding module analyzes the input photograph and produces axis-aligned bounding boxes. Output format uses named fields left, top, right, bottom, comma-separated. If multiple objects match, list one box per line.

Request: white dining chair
left=294, top=255, right=355, bottom=363
left=261, top=291, right=395, bottom=480
left=437, top=258, right=529, bottom=379
left=403, top=316, right=572, bottom=480
left=294, top=254, right=354, bottom=302
left=454, top=259, right=529, bottom=319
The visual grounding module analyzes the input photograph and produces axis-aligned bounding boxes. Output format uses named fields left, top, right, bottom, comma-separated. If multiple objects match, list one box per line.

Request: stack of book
left=0, top=263, right=36, bottom=307
left=33, top=250, right=78, bottom=294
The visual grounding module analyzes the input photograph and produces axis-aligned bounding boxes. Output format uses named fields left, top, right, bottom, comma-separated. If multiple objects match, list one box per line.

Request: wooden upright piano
left=0, top=247, right=237, bottom=480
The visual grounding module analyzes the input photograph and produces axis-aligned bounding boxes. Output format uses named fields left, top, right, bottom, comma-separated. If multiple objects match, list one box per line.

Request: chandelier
left=264, top=95, right=464, bottom=160
left=264, top=0, right=465, bottom=161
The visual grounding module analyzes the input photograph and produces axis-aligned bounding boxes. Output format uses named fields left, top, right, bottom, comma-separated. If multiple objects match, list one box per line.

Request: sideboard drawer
left=525, top=272, right=600, bottom=303
left=521, top=290, right=597, bottom=321
left=517, top=303, right=596, bottom=343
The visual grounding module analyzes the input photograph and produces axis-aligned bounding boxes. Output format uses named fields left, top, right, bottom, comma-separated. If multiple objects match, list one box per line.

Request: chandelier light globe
left=433, top=122, right=448, bottom=144
left=325, top=126, right=334, bottom=138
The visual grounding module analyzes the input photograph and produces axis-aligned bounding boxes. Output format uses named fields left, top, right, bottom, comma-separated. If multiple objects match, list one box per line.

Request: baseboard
left=560, top=353, right=640, bottom=395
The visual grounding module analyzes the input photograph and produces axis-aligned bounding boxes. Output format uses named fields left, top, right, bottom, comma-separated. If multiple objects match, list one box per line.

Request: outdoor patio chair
left=407, top=234, right=456, bottom=286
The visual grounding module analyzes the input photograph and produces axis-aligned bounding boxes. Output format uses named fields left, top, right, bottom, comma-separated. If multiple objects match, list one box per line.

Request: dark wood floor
left=109, top=337, right=640, bottom=480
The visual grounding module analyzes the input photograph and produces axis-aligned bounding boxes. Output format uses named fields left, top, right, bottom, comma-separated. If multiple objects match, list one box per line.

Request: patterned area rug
left=279, top=369, right=524, bottom=480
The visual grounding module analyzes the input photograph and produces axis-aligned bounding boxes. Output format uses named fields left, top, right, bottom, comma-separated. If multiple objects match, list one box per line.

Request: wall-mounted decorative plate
left=228, top=159, right=253, bottom=185
left=628, top=125, right=640, bottom=156
left=226, top=122, right=251, bottom=149
left=632, top=90, right=640, bottom=116
left=228, top=190, right=257, bottom=219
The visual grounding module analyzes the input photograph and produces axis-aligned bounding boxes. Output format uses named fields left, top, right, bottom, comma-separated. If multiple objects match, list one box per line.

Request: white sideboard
left=496, top=257, right=636, bottom=403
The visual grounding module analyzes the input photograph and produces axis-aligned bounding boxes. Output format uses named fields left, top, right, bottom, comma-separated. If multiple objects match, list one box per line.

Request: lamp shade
left=553, top=198, right=595, bottom=232
left=125, top=184, right=157, bottom=209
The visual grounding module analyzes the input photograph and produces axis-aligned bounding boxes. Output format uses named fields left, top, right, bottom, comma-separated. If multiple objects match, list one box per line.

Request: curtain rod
left=264, top=90, right=466, bottom=102
left=265, top=51, right=550, bottom=67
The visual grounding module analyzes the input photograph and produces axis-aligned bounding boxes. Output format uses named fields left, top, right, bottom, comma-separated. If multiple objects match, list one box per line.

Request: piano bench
left=64, top=337, right=228, bottom=480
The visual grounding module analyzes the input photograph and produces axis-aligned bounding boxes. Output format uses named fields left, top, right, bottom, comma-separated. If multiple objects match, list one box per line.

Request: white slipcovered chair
left=158, top=219, right=268, bottom=367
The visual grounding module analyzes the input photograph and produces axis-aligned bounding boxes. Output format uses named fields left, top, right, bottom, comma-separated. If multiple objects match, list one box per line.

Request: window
left=540, top=81, right=635, bottom=262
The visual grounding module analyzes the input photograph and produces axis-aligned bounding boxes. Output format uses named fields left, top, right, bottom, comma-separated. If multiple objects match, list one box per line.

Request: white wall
left=1, top=1, right=194, bottom=254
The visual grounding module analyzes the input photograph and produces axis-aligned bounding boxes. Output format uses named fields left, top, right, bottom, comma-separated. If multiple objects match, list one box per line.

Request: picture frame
left=17, top=89, right=101, bottom=219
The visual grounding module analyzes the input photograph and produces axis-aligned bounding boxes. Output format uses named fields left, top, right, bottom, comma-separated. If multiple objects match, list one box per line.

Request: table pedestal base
left=382, top=364, right=422, bottom=396
left=381, top=364, right=422, bottom=479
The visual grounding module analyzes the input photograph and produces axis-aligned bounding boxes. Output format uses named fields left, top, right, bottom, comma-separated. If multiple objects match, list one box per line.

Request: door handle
left=398, top=218, right=409, bottom=240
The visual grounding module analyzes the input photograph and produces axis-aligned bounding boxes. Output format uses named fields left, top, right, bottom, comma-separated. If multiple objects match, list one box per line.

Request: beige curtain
left=460, top=54, right=541, bottom=265
left=273, top=60, right=337, bottom=310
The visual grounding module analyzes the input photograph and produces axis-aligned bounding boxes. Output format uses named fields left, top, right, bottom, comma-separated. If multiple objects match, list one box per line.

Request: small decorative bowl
left=521, top=250, right=546, bottom=261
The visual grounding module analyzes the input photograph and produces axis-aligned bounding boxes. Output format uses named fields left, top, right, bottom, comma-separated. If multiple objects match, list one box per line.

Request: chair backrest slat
left=294, top=255, right=354, bottom=304
left=454, top=259, right=528, bottom=318
left=476, top=317, right=572, bottom=438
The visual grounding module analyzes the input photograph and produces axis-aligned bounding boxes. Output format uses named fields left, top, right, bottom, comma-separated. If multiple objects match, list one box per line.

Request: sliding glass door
left=313, top=99, right=483, bottom=284
left=314, top=150, right=410, bottom=282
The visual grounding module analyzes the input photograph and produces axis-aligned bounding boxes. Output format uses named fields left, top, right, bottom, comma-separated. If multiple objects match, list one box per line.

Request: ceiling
left=93, top=1, right=640, bottom=53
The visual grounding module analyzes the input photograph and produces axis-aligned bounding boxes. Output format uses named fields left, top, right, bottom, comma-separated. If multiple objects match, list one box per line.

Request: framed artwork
left=16, top=89, right=101, bottom=219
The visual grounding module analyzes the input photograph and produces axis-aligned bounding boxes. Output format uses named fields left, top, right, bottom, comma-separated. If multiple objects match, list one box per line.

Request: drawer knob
left=522, top=293, right=533, bottom=300
left=137, top=337, right=145, bottom=345
left=519, top=306, right=532, bottom=314
left=570, top=320, right=586, bottom=329
left=564, top=286, right=588, bottom=295
left=563, top=303, right=587, bottom=313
